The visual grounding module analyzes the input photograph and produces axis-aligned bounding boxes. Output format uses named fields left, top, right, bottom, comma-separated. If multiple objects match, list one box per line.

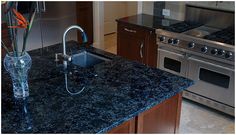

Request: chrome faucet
left=56, top=25, right=88, bottom=67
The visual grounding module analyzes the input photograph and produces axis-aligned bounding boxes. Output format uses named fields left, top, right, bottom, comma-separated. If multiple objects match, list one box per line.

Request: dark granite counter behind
left=2, top=41, right=193, bottom=133
left=116, top=13, right=181, bottom=31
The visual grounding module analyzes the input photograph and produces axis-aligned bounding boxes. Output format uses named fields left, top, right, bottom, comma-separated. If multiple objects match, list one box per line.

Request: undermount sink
left=71, top=51, right=111, bottom=67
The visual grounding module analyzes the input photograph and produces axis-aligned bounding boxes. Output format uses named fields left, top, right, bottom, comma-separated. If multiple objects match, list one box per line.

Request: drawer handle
left=124, top=28, right=136, bottom=33
left=140, top=42, right=144, bottom=58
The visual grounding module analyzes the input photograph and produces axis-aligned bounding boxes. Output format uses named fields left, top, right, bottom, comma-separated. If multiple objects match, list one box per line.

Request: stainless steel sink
left=71, top=51, right=111, bottom=67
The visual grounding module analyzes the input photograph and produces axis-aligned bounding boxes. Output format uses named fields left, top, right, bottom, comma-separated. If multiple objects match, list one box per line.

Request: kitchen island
left=2, top=41, right=193, bottom=133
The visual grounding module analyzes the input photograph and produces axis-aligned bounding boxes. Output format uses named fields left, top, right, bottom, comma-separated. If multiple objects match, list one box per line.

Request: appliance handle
left=188, top=56, right=234, bottom=72
left=124, top=28, right=136, bottom=33
left=139, top=42, right=144, bottom=58
left=158, top=48, right=185, bottom=58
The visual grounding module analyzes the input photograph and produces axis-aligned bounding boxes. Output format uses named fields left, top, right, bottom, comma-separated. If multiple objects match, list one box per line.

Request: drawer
left=118, top=22, right=148, bottom=37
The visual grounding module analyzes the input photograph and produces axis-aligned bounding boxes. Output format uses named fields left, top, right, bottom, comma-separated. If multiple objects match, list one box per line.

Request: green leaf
left=28, top=10, right=36, bottom=31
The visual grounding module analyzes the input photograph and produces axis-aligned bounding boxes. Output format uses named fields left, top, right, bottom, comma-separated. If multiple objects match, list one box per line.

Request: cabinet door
left=117, top=23, right=146, bottom=64
left=145, top=31, right=157, bottom=67
left=137, top=93, right=182, bottom=133
left=118, top=33, right=145, bottom=63
left=108, top=118, right=136, bottom=133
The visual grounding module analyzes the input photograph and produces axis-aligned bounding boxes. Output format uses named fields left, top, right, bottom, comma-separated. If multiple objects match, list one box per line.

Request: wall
left=126, top=2, right=138, bottom=16
left=164, top=1, right=235, bottom=21
left=93, top=2, right=104, bottom=49
left=104, top=2, right=126, bottom=35
left=164, top=2, right=186, bottom=21
left=142, top=1, right=154, bottom=15
left=153, top=2, right=165, bottom=18
left=104, top=2, right=137, bottom=35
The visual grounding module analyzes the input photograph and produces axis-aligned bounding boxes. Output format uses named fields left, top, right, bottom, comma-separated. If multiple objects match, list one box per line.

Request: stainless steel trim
left=188, top=56, right=234, bottom=72
left=157, top=38, right=235, bottom=115
left=156, top=29, right=235, bottom=51
left=183, top=91, right=234, bottom=116
left=139, top=42, right=144, bottom=58
left=157, top=41, right=234, bottom=66
left=156, top=29, right=235, bottom=64
left=158, top=47, right=187, bottom=77
left=124, top=28, right=137, bottom=33
left=187, top=55, right=234, bottom=107
left=185, top=5, right=234, bottom=29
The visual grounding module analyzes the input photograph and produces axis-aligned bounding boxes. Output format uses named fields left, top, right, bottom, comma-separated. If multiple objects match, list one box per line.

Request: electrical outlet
left=162, top=9, right=170, bottom=16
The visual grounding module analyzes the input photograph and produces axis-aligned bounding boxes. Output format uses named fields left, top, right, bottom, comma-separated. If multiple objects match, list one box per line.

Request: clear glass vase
left=4, top=52, right=32, bottom=98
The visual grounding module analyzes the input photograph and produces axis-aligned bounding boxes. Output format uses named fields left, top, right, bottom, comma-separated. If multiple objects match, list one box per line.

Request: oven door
left=187, top=56, right=235, bottom=107
left=158, top=48, right=187, bottom=77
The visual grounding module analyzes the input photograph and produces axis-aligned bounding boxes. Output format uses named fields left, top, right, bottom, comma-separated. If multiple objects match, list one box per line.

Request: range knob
left=173, top=39, right=180, bottom=45
left=188, top=42, right=195, bottom=48
left=168, top=38, right=174, bottom=44
left=159, top=36, right=165, bottom=42
left=217, top=49, right=225, bottom=56
left=225, top=52, right=233, bottom=59
left=211, top=48, right=218, bottom=55
left=201, top=46, right=208, bottom=53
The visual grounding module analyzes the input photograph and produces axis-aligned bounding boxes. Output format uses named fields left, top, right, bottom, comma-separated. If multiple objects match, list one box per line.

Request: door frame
left=92, top=1, right=142, bottom=49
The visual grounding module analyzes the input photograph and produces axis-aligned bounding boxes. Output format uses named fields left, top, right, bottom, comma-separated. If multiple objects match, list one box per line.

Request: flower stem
left=21, top=29, right=29, bottom=56
left=1, top=41, right=11, bottom=55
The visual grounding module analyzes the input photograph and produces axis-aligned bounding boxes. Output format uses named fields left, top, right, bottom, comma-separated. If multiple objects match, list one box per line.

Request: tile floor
left=180, top=99, right=234, bottom=134
left=104, top=33, right=117, bottom=54
left=103, top=33, right=235, bottom=134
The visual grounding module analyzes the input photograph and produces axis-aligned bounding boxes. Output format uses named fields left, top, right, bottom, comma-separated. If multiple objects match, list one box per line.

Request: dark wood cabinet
left=108, top=118, right=136, bottom=134
left=76, top=2, right=93, bottom=46
left=117, top=22, right=157, bottom=67
left=108, top=93, right=182, bottom=134
left=136, top=93, right=182, bottom=133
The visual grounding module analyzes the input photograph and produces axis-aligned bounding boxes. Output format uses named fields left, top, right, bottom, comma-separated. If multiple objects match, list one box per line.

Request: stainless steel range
left=156, top=5, right=235, bottom=116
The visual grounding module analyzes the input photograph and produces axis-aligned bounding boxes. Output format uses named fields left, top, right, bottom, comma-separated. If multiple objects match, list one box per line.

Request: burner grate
left=163, top=21, right=202, bottom=33
left=204, top=27, right=235, bottom=45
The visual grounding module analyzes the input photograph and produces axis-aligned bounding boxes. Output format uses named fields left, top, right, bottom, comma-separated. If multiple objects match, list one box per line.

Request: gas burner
left=163, top=21, right=202, bottom=33
left=183, top=26, right=220, bottom=38
left=156, top=29, right=235, bottom=62
left=204, top=27, right=235, bottom=45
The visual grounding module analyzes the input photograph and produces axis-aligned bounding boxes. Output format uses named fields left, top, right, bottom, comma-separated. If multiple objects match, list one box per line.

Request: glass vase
left=4, top=52, right=32, bottom=98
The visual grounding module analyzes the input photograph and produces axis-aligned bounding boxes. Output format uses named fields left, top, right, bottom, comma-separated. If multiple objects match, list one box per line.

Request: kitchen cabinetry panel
left=137, top=93, right=182, bottom=133
left=107, top=93, right=182, bottom=134
left=117, top=23, right=146, bottom=63
left=108, top=118, right=136, bottom=133
left=117, top=22, right=157, bottom=67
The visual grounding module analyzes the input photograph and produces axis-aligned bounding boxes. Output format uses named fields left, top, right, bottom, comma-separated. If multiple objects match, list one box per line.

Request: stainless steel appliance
left=156, top=5, right=235, bottom=116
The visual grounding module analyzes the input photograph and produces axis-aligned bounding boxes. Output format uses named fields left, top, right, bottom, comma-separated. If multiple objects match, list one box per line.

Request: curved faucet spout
left=63, top=25, right=88, bottom=56
left=62, top=25, right=88, bottom=68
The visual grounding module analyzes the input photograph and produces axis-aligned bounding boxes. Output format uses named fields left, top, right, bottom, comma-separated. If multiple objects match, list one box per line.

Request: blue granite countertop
left=2, top=41, right=194, bottom=133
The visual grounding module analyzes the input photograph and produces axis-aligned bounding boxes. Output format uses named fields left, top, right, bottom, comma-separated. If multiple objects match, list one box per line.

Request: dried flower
left=1, top=2, right=36, bottom=57
left=8, top=9, right=29, bottom=29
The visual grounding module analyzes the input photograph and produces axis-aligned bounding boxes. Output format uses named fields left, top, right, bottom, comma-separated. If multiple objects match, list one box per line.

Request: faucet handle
left=55, top=53, right=72, bottom=62
left=55, top=53, right=63, bottom=62
left=63, top=54, right=72, bottom=62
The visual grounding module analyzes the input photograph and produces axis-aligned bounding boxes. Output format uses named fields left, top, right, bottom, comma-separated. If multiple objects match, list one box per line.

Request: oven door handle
left=158, top=48, right=185, bottom=58
left=188, top=56, right=234, bottom=72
